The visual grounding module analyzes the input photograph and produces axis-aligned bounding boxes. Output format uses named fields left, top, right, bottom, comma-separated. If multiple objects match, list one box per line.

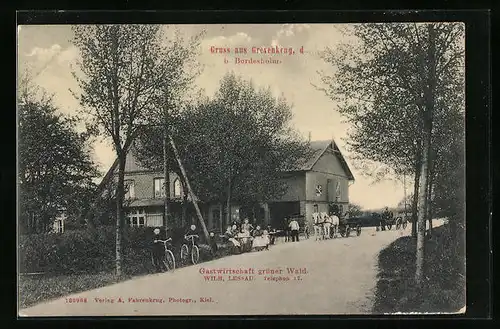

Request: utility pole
left=169, top=134, right=214, bottom=253
left=162, top=108, right=170, bottom=236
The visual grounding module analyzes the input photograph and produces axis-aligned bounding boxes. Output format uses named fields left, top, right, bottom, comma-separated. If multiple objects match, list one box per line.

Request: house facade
left=98, top=139, right=354, bottom=234
left=266, top=140, right=355, bottom=231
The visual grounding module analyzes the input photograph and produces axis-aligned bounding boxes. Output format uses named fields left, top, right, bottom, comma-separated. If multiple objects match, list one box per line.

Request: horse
left=320, top=212, right=332, bottom=239
left=329, top=213, right=340, bottom=238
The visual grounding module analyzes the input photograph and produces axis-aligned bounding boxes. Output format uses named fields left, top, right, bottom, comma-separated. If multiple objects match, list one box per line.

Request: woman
left=225, top=225, right=241, bottom=251
left=251, top=225, right=267, bottom=251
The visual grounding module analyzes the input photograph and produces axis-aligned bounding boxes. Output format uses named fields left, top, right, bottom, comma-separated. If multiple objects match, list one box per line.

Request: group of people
left=224, top=218, right=272, bottom=252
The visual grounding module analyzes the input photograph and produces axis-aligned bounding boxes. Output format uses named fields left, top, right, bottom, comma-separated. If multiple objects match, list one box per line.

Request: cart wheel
left=356, top=226, right=361, bottom=236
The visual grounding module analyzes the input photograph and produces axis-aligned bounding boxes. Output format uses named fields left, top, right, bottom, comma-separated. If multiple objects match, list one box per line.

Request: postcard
left=17, top=21, right=466, bottom=316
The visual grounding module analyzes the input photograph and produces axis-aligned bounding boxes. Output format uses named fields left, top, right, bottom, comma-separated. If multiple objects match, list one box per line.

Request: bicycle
left=180, top=234, right=200, bottom=265
left=151, top=238, right=176, bottom=272
left=395, top=216, right=409, bottom=230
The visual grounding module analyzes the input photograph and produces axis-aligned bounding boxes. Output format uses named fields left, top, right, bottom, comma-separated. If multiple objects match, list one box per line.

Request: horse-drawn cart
left=336, top=217, right=362, bottom=238
left=384, top=214, right=409, bottom=230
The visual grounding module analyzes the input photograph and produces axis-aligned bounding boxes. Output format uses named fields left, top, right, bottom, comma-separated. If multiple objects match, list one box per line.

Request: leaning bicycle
left=151, top=238, right=176, bottom=272
left=180, top=234, right=200, bottom=265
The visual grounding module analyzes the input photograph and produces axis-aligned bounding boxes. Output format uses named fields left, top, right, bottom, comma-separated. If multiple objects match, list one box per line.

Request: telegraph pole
left=163, top=118, right=170, bottom=236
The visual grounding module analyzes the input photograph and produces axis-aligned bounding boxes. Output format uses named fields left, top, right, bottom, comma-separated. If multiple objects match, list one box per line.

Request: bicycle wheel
left=396, top=218, right=401, bottom=230
left=403, top=221, right=408, bottom=229
left=356, top=225, right=361, bottom=236
left=165, top=249, right=176, bottom=271
left=180, top=244, right=189, bottom=263
left=191, top=245, right=200, bottom=264
left=387, top=223, right=392, bottom=230
left=346, top=227, right=351, bottom=237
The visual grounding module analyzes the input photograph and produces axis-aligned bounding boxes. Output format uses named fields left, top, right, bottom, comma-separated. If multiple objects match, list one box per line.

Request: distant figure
left=184, top=224, right=200, bottom=246
left=284, top=217, right=291, bottom=242
left=152, top=227, right=166, bottom=272
left=313, top=211, right=323, bottom=241
left=241, top=218, right=254, bottom=235
left=225, top=225, right=241, bottom=249
left=381, top=207, right=392, bottom=231
left=289, top=218, right=300, bottom=242
left=329, top=212, right=340, bottom=238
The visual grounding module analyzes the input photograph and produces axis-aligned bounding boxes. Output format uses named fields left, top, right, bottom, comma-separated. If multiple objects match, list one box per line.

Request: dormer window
left=124, top=180, right=135, bottom=199
left=173, top=178, right=182, bottom=197
left=154, top=178, right=165, bottom=198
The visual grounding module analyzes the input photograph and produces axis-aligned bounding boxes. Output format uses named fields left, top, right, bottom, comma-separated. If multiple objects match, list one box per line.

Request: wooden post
left=163, top=129, right=170, bottom=235
left=168, top=135, right=213, bottom=253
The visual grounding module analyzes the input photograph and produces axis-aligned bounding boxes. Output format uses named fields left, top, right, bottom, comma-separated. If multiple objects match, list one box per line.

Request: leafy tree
left=347, top=203, right=363, bottom=217
left=135, top=73, right=313, bottom=225
left=71, top=25, right=202, bottom=276
left=18, top=80, right=99, bottom=234
left=318, top=23, right=464, bottom=284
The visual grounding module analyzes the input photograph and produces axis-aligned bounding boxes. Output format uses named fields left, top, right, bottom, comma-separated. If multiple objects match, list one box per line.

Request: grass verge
left=373, top=223, right=465, bottom=313
left=18, top=242, right=233, bottom=309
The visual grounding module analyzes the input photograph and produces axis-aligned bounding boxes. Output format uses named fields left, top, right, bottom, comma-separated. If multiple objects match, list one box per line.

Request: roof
left=96, top=139, right=355, bottom=197
left=286, top=139, right=355, bottom=181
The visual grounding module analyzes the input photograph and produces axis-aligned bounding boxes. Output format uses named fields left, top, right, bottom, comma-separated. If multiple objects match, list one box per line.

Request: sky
left=17, top=24, right=408, bottom=210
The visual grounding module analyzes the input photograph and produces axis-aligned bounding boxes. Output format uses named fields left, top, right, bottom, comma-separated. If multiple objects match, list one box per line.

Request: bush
left=19, top=227, right=155, bottom=275
left=19, top=226, right=231, bottom=276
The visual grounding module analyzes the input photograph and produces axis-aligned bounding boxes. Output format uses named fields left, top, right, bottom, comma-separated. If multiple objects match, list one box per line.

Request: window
left=336, top=181, right=341, bottom=198
left=55, top=220, right=63, bottom=233
left=173, top=179, right=182, bottom=197
left=127, top=208, right=146, bottom=228
left=124, top=180, right=135, bottom=199
left=315, top=185, right=322, bottom=196
left=313, top=204, right=319, bottom=213
left=154, top=178, right=165, bottom=198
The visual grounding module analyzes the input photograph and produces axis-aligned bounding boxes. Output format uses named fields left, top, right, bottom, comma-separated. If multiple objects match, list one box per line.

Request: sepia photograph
left=17, top=21, right=466, bottom=316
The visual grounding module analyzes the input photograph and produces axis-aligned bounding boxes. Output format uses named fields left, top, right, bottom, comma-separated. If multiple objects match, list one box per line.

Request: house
left=265, top=140, right=355, bottom=230
left=95, top=139, right=355, bottom=233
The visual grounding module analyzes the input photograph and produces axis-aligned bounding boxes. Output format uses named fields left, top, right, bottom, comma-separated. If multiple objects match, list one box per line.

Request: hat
left=153, top=228, right=160, bottom=234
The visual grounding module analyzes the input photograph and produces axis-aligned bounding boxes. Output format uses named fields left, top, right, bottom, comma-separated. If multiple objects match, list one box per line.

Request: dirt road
left=20, top=224, right=423, bottom=316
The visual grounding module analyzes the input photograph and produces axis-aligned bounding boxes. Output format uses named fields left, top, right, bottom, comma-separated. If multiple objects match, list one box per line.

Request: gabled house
left=94, top=139, right=355, bottom=233
left=266, top=140, right=355, bottom=229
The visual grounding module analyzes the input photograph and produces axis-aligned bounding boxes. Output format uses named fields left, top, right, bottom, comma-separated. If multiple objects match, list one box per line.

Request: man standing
left=313, top=211, right=322, bottom=241
left=289, top=217, right=300, bottom=242
left=381, top=207, right=392, bottom=231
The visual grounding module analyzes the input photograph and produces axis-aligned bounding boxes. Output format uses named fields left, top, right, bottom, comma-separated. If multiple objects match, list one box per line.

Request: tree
left=319, top=23, right=464, bottom=284
left=71, top=25, right=201, bottom=276
left=135, top=73, right=313, bottom=226
left=347, top=203, right=363, bottom=217
left=18, top=79, right=99, bottom=234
